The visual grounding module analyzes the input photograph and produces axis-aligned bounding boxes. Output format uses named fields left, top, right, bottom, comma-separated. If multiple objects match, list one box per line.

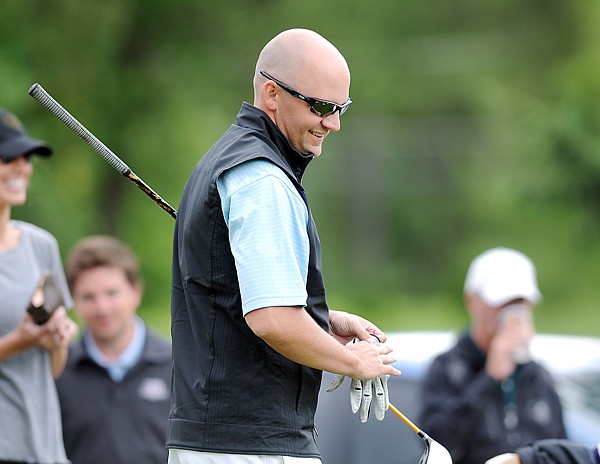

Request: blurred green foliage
left=2, top=0, right=600, bottom=338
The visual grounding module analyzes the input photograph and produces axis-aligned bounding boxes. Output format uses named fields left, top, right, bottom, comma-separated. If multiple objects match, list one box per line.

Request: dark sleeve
left=516, top=439, right=595, bottom=464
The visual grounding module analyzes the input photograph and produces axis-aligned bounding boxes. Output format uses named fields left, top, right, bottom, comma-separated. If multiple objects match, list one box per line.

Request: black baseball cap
left=0, top=109, right=53, bottom=162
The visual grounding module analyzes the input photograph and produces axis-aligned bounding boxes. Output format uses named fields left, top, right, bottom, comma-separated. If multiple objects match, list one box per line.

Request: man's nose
left=321, top=111, right=341, bottom=132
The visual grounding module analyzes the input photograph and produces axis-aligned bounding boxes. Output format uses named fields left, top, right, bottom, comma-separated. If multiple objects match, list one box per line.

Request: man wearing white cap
left=418, top=247, right=566, bottom=464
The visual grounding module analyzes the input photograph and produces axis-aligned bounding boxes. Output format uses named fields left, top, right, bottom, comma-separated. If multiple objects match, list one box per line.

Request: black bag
left=27, top=270, right=65, bottom=325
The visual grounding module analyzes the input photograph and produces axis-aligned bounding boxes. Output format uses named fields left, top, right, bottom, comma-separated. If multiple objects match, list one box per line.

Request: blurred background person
left=418, top=247, right=567, bottom=464
left=56, top=235, right=171, bottom=464
left=0, top=108, right=77, bottom=464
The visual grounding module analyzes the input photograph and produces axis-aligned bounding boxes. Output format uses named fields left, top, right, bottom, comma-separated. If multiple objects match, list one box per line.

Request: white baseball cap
left=464, top=247, right=542, bottom=307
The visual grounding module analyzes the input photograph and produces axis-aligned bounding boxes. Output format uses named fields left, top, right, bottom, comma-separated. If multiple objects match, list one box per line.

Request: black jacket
left=516, top=439, right=597, bottom=464
left=55, top=328, right=171, bottom=464
left=419, top=332, right=567, bottom=464
left=168, top=103, right=329, bottom=457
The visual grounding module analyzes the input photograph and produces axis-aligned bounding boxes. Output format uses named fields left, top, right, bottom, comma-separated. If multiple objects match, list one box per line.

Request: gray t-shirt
left=0, top=220, right=72, bottom=463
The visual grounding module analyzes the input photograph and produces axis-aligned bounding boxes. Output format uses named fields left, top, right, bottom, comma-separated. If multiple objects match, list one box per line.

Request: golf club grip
left=28, top=84, right=130, bottom=174
left=28, top=83, right=177, bottom=219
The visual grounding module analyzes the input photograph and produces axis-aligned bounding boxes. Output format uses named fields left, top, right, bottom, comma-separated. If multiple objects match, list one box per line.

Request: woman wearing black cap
left=0, top=108, right=78, bottom=464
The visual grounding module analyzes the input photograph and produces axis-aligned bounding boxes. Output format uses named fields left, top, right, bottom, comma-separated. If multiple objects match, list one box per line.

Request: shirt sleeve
left=217, top=159, right=310, bottom=315
left=516, top=439, right=595, bottom=464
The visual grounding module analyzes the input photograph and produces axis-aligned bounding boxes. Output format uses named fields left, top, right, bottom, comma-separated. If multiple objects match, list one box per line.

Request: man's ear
left=464, top=292, right=481, bottom=319
left=262, top=80, right=279, bottom=112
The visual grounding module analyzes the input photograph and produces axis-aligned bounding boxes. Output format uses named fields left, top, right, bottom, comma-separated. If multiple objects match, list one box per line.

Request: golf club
left=27, top=83, right=177, bottom=219
left=389, top=402, right=453, bottom=464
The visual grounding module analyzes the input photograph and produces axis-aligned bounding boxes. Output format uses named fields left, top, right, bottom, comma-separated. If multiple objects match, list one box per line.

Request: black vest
left=168, top=103, right=329, bottom=457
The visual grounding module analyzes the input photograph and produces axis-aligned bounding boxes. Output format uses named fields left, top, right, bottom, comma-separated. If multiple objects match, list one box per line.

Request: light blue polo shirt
left=217, top=159, right=310, bottom=315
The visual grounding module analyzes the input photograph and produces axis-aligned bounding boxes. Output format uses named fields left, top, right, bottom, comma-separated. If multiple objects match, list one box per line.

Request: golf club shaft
left=28, top=83, right=177, bottom=219
left=389, top=402, right=421, bottom=435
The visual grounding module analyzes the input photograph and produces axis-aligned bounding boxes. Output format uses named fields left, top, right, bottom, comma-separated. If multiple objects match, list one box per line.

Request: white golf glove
left=327, top=373, right=389, bottom=422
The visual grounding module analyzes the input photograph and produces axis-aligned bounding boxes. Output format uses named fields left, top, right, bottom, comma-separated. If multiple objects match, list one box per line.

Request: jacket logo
left=138, top=377, right=170, bottom=402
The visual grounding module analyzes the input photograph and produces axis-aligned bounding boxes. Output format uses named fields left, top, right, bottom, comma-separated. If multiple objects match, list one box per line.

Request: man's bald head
left=252, top=29, right=351, bottom=157
left=253, top=29, right=350, bottom=107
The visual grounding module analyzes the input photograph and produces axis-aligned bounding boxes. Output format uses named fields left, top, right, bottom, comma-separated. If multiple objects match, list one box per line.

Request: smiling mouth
left=309, top=130, right=325, bottom=139
left=4, top=178, right=26, bottom=189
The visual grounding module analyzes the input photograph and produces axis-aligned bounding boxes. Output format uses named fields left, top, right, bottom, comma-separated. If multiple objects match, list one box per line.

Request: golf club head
left=419, top=433, right=453, bottom=464
left=388, top=403, right=453, bottom=464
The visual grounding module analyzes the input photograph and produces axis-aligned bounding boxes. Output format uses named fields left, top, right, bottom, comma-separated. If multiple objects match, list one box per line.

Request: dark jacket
left=516, top=439, right=597, bottom=464
left=168, top=103, right=329, bottom=457
left=419, top=332, right=567, bottom=464
left=55, top=328, right=171, bottom=464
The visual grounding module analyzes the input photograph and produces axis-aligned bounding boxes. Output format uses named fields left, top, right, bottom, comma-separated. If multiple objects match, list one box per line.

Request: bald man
left=168, top=29, right=400, bottom=463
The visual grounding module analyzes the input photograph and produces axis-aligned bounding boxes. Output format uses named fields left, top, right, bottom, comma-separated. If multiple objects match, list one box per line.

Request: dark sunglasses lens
left=0, top=154, right=34, bottom=164
left=312, top=101, right=337, bottom=117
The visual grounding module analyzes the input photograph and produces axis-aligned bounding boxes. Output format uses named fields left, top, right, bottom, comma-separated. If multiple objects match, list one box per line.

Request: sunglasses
left=0, top=153, right=34, bottom=164
left=260, top=71, right=352, bottom=118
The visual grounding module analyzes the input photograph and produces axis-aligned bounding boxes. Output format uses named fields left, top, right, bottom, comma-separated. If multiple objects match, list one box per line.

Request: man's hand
left=327, top=335, right=395, bottom=422
left=485, top=453, right=521, bottom=464
left=328, top=310, right=386, bottom=345
left=487, top=304, right=533, bottom=381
